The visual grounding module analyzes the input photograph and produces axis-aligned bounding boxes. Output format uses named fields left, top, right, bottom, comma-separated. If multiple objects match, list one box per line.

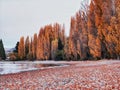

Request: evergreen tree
left=58, top=38, right=64, bottom=50
left=55, top=38, right=64, bottom=60
left=0, top=39, right=6, bottom=60
left=13, top=42, right=19, bottom=53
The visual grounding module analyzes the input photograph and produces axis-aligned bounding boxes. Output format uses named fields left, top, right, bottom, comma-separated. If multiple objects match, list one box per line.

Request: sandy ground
left=0, top=60, right=120, bottom=90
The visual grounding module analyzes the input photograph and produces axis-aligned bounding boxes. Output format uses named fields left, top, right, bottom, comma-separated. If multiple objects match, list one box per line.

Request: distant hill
left=5, top=48, right=15, bottom=55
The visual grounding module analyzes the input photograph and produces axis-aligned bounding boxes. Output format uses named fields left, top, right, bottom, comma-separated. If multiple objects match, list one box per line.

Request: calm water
left=0, top=61, right=66, bottom=75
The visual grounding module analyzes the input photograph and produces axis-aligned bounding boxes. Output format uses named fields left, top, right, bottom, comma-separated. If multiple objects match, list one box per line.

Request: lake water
left=0, top=61, right=66, bottom=75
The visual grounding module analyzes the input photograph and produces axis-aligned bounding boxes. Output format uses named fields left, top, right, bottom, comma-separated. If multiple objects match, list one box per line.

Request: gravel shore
left=0, top=60, right=120, bottom=90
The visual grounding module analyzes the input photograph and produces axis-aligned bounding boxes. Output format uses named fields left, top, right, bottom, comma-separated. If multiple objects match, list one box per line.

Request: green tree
left=55, top=38, right=64, bottom=60
left=0, top=39, right=6, bottom=60
left=58, top=38, right=64, bottom=50
left=13, top=42, right=19, bottom=53
left=55, top=50, right=64, bottom=60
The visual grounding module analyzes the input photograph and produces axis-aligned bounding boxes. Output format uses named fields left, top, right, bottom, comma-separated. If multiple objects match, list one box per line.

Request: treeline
left=66, top=0, right=120, bottom=60
left=13, top=0, right=120, bottom=60
left=17, top=23, right=65, bottom=60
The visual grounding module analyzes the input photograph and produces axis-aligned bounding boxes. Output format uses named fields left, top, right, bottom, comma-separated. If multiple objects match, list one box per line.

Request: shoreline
left=0, top=60, right=120, bottom=89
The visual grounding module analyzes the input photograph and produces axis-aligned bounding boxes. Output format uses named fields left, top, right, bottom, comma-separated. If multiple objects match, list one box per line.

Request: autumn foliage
left=18, top=0, right=120, bottom=60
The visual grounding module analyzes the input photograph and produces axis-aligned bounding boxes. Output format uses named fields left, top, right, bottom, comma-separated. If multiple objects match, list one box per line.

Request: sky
left=0, top=0, right=89, bottom=48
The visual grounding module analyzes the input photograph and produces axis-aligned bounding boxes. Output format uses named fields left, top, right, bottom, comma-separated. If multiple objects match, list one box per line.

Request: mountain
left=5, top=48, right=15, bottom=55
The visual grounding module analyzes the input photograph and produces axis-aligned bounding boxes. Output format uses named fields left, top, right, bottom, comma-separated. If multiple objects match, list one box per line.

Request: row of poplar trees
left=18, top=0, right=120, bottom=60
left=18, top=23, right=65, bottom=60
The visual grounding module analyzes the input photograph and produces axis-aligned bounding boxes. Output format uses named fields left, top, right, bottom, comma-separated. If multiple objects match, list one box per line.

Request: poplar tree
left=18, top=37, right=25, bottom=60
left=25, top=36, right=29, bottom=59
left=32, top=33, right=37, bottom=59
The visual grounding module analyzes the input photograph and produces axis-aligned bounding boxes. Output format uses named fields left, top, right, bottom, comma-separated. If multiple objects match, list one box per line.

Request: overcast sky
left=0, top=0, right=89, bottom=48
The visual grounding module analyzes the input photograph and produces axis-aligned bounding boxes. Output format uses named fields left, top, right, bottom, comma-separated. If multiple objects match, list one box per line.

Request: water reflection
left=0, top=61, right=64, bottom=75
